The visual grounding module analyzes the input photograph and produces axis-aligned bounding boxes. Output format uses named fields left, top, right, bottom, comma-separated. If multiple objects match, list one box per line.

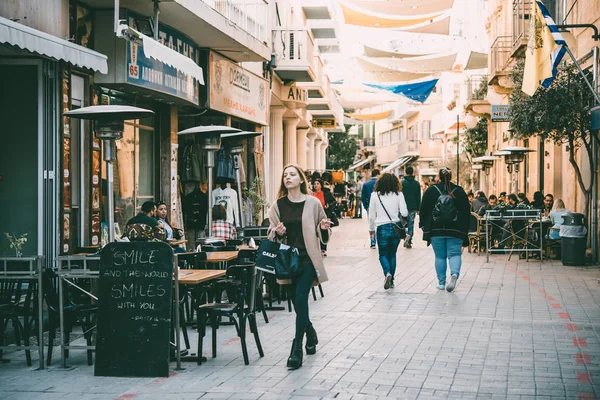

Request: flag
left=521, top=1, right=567, bottom=96
left=363, top=78, right=439, bottom=103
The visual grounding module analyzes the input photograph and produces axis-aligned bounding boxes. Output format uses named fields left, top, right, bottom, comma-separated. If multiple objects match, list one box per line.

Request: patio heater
left=176, top=126, right=241, bottom=229
left=472, top=155, right=496, bottom=192
left=64, top=105, right=154, bottom=243
left=221, top=131, right=262, bottom=229
left=497, top=146, right=534, bottom=194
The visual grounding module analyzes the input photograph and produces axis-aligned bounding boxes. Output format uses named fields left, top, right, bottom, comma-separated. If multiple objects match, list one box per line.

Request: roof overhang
left=0, top=16, right=108, bottom=73
left=348, top=155, right=375, bottom=171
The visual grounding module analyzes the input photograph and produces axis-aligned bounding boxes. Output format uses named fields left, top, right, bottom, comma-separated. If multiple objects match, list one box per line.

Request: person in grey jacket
left=401, top=166, right=421, bottom=248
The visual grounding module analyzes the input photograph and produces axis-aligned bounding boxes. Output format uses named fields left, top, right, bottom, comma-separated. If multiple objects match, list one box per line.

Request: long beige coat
left=267, top=195, right=331, bottom=285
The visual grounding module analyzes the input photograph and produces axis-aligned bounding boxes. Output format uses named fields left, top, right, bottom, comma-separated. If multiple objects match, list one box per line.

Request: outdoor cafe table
left=484, top=209, right=544, bottom=263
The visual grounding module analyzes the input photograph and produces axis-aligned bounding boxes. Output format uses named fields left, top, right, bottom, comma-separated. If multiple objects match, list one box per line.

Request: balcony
left=396, top=140, right=420, bottom=156
left=512, top=0, right=533, bottom=59
left=489, top=36, right=513, bottom=93
left=309, top=87, right=344, bottom=132
left=273, top=28, right=317, bottom=83
left=465, top=74, right=491, bottom=117
left=201, top=0, right=268, bottom=43
left=296, top=56, right=327, bottom=95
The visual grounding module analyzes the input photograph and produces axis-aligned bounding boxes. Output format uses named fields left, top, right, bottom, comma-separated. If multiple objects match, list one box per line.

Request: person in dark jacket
left=401, top=166, right=421, bottom=248
left=361, top=169, right=380, bottom=248
left=471, top=191, right=489, bottom=216
left=419, top=168, right=470, bottom=292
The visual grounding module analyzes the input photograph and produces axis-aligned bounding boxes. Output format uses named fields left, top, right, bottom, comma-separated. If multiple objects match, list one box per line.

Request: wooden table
left=205, top=251, right=239, bottom=269
left=237, top=245, right=258, bottom=251
left=178, top=269, right=226, bottom=285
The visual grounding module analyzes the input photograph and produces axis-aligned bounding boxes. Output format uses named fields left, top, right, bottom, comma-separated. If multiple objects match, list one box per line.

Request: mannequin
left=212, top=182, right=240, bottom=226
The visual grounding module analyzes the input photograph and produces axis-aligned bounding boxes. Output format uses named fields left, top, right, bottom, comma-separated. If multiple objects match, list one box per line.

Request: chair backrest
left=203, top=245, right=237, bottom=252
left=509, top=220, right=527, bottom=241
left=177, top=252, right=208, bottom=269
left=225, top=264, right=257, bottom=311
left=237, top=250, right=256, bottom=264
left=226, top=239, right=243, bottom=246
left=470, top=212, right=483, bottom=234
left=0, top=278, right=23, bottom=306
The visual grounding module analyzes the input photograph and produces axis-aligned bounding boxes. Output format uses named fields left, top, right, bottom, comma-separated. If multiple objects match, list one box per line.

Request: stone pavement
left=1, top=217, right=600, bottom=399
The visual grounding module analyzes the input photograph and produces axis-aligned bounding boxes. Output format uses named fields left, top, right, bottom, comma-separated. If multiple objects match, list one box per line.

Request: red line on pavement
left=551, top=303, right=563, bottom=309
left=530, top=282, right=538, bottom=286
left=576, top=353, right=591, bottom=364
left=577, top=372, right=594, bottom=384
left=578, top=392, right=596, bottom=399
left=223, top=337, right=240, bottom=346
left=566, top=323, right=580, bottom=332
left=538, top=289, right=546, bottom=294
left=522, top=276, right=530, bottom=280
left=558, top=312, right=570, bottom=319
left=546, top=296, right=555, bottom=301
left=115, top=395, right=137, bottom=400
left=573, top=337, right=588, bottom=347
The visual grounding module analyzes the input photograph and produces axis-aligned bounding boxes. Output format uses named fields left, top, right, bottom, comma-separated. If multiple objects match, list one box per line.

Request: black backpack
left=432, top=185, right=459, bottom=224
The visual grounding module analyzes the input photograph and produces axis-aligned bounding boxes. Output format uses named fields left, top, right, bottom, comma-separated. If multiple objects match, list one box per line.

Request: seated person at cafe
left=495, top=194, right=519, bottom=250
left=531, top=191, right=544, bottom=209
left=499, top=192, right=507, bottom=204
left=211, top=204, right=236, bottom=240
left=156, top=201, right=186, bottom=251
left=543, top=194, right=554, bottom=217
left=488, top=195, right=498, bottom=208
left=123, top=201, right=166, bottom=241
left=548, top=199, right=570, bottom=240
left=472, top=191, right=489, bottom=216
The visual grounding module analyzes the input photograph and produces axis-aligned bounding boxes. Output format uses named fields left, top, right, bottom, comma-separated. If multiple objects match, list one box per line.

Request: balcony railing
left=362, top=138, right=375, bottom=147
left=466, top=74, right=489, bottom=102
left=490, top=36, right=512, bottom=83
left=512, top=0, right=533, bottom=56
left=272, top=28, right=316, bottom=82
left=201, top=0, right=268, bottom=43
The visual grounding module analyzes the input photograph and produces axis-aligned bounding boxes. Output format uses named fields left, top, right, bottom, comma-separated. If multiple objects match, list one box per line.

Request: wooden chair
left=545, top=227, right=562, bottom=260
left=468, top=212, right=485, bottom=256
left=508, top=219, right=529, bottom=261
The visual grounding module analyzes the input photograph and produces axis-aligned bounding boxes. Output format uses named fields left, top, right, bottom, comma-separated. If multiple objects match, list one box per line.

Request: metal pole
left=207, top=151, right=215, bottom=231
left=514, top=163, right=520, bottom=195
left=173, top=254, right=182, bottom=370
left=153, top=0, right=160, bottom=41
left=37, top=256, right=44, bottom=369
left=59, top=264, right=66, bottom=368
left=104, top=140, right=115, bottom=243
left=592, top=46, right=599, bottom=263
left=456, top=115, right=460, bottom=185
left=233, top=154, right=245, bottom=229
left=114, top=0, right=120, bottom=33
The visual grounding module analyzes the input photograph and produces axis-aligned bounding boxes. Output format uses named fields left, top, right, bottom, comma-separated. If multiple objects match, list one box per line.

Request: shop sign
left=126, top=11, right=199, bottom=104
left=313, top=118, right=336, bottom=129
left=209, top=51, right=268, bottom=125
left=282, top=85, right=308, bottom=106
left=491, top=105, right=510, bottom=122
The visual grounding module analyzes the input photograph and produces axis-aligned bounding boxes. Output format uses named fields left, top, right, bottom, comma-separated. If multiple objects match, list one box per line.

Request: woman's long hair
left=374, top=173, right=400, bottom=195
left=156, top=201, right=169, bottom=224
left=553, top=198, right=566, bottom=210
left=438, top=168, right=454, bottom=198
left=277, top=164, right=309, bottom=198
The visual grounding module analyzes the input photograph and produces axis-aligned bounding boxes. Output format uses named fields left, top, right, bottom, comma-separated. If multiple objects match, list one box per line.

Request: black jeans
left=289, top=257, right=317, bottom=342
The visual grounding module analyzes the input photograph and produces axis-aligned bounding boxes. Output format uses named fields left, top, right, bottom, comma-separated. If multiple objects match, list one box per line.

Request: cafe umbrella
left=64, top=105, right=154, bottom=243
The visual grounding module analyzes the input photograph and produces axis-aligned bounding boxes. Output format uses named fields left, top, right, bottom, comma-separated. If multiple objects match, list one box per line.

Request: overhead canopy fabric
left=345, top=110, right=393, bottom=121
left=368, top=52, right=457, bottom=73
left=393, top=14, right=451, bottom=34
left=363, top=45, right=433, bottom=59
left=356, top=57, right=432, bottom=82
left=364, top=79, right=439, bottom=103
left=382, top=155, right=417, bottom=173
left=348, top=156, right=375, bottom=171
left=0, top=16, right=108, bottom=73
left=345, top=0, right=455, bottom=16
left=465, top=51, right=488, bottom=70
left=339, top=2, right=448, bottom=29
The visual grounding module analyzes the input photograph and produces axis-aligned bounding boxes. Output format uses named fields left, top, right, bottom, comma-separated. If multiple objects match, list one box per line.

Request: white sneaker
left=384, top=273, right=392, bottom=290
left=446, top=274, right=458, bottom=292
left=436, top=284, right=445, bottom=290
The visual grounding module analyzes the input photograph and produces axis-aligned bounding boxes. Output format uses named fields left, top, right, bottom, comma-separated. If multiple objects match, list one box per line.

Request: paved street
left=1, top=217, right=600, bottom=399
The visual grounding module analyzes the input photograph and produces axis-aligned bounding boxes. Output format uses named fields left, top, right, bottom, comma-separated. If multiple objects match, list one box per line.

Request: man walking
left=401, top=166, right=421, bottom=248
left=353, top=175, right=364, bottom=218
left=362, top=169, right=380, bottom=248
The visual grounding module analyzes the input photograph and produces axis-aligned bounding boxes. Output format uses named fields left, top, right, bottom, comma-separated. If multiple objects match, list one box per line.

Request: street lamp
left=64, top=105, right=154, bottom=243
left=472, top=155, right=496, bottom=194
left=177, top=126, right=241, bottom=229
left=497, top=146, right=535, bottom=194
left=221, top=131, right=262, bottom=229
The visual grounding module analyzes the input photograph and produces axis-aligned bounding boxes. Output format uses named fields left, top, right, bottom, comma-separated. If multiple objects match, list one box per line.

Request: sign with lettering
left=208, top=51, right=269, bottom=125
left=282, top=85, right=308, bottom=107
left=313, top=118, right=336, bottom=129
left=491, top=105, right=510, bottom=122
left=95, top=242, right=174, bottom=377
left=126, top=11, right=200, bottom=105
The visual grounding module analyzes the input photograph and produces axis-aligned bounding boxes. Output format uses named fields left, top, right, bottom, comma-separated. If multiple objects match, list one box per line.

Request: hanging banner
left=208, top=51, right=269, bottom=126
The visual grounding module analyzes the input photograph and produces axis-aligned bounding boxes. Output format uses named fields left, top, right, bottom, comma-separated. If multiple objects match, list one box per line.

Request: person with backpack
left=419, top=168, right=470, bottom=292
left=401, top=166, right=421, bottom=248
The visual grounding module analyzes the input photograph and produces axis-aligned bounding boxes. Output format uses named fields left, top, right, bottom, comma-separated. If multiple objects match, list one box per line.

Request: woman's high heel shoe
left=286, top=339, right=303, bottom=369
left=305, top=324, right=318, bottom=355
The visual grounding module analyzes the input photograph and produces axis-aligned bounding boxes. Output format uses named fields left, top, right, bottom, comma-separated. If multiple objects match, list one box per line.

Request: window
left=408, top=125, right=418, bottom=141
left=399, top=126, right=405, bottom=141
left=391, top=128, right=399, bottom=144
left=381, top=131, right=391, bottom=146
left=422, top=120, right=431, bottom=140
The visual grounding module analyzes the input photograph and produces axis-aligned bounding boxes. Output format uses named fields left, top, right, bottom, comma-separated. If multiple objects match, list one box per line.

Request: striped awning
left=348, top=156, right=375, bottom=171
left=382, top=155, right=417, bottom=173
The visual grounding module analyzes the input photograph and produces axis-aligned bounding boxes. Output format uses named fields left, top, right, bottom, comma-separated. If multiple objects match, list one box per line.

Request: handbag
left=255, top=239, right=303, bottom=279
left=377, top=194, right=407, bottom=239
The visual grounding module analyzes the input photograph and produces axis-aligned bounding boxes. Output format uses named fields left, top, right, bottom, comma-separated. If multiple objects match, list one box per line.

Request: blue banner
left=126, top=11, right=200, bottom=104
left=364, top=79, right=439, bottom=103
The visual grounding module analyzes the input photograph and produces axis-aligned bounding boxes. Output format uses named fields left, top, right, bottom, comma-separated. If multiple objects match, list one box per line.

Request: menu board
left=95, top=242, right=174, bottom=377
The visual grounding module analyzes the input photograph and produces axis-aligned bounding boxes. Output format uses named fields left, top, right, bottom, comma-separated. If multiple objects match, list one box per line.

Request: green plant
left=453, top=117, right=488, bottom=158
left=327, top=127, right=358, bottom=170
left=472, top=76, right=488, bottom=101
left=247, top=177, right=268, bottom=225
left=508, top=60, right=597, bottom=221
left=4, top=232, right=28, bottom=257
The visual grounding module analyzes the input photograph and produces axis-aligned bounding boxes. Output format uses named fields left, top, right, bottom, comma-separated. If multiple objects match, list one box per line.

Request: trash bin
left=560, top=213, right=587, bottom=266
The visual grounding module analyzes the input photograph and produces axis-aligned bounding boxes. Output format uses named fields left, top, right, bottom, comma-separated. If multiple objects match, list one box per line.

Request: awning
left=382, top=155, right=417, bottom=173
left=356, top=56, right=432, bottom=82
left=0, top=16, right=108, bottom=73
left=346, top=0, right=455, bottom=16
left=348, top=156, right=375, bottom=171
left=365, top=52, right=457, bottom=73
left=339, top=2, right=448, bottom=29
left=119, top=25, right=205, bottom=85
left=345, top=110, right=392, bottom=121
left=394, top=13, right=451, bottom=35
left=363, top=45, right=433, bottom=59
left=465, top=51, right=488, bottom=70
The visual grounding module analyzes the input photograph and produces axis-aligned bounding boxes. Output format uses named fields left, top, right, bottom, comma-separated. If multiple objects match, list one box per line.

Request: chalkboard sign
left=95, top=241, right=174, bottom=377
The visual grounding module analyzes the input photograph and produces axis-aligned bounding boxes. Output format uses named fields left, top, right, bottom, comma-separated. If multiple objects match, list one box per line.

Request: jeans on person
left=376, top=223, right=401, bottom=278
left=430, top=236, right=463, bottom=285
left=407, top=210, right=417, bottom=242
left=289, top=257, right=317, bottom=342
left=355, top=197, right=362, bottom=217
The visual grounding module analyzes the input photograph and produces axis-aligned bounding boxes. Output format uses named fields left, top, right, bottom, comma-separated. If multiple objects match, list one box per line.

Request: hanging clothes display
left=215, top=147, right=236, bottom=183
left=182, top=187, right=208, bottom=230
left=242, top=196, right=254, bottom=226
left=212, top=184, right=240, bottom=226
left=181, top=139, right=206, bottom=182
